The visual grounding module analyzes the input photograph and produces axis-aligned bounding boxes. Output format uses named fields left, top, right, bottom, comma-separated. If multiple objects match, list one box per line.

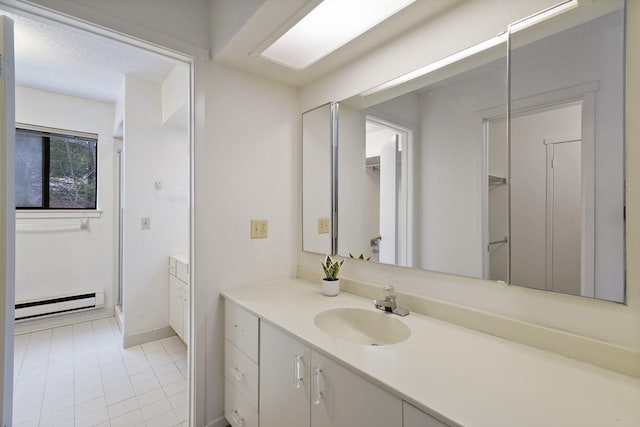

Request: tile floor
left=13, top=317, right=188, bottom=427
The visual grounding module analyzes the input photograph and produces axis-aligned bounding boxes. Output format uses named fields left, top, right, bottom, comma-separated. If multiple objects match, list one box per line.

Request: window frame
left=15, top=124, right=99, bottom=210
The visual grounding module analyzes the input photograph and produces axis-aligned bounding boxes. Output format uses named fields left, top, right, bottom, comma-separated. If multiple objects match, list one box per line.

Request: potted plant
left=321, top=255, right=344, bottom=296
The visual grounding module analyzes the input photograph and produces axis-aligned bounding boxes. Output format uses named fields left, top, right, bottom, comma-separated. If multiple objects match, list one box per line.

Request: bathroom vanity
left=222, top=279, right=640, bottom=427
left=169, top=254, right=190, bottom=345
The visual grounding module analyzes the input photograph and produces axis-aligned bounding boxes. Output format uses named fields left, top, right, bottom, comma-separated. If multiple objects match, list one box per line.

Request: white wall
left=14, top=85, right=116, bottom=326
left=300, top=0, right=640, bottom=352
left=162, top=63, right=189, bottom=127
left=195, top=61, right=298, bottom=425
left=415, top=59, right=505, bottom=277
left=122, top=75, right=189, bottom=339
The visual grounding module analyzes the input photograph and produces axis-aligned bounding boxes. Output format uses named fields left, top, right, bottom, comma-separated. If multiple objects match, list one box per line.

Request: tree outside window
left=15, top=127, right=98, bottom=209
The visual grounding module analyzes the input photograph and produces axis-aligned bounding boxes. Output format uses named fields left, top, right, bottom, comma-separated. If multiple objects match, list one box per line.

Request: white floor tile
left=162, top=378, right=187, bottom=397
left=38, top=405, right=74, bottom=427
left=41, top=394, right=74, bottom=416
left=145, top=409, right=179, bottom=427
left=140, top=397, right=173, bottom=421
left=13, top=318, right=189, bottom=427
left=168, top=392, right=186, bottom=410
left=174, top=405, right=188, bottom=423
left=158, top=370, right=183, bottom=387
left=135, top=388, right=166, bottom=407
left=108, top=396, right=139, bottom=419
left=104, top=386, right=135, bottom=406
left=74, top=396, right=109, bottom=426
left=132, top=378, right=161, bottom=395
left=152, top=362, right=180, bottom=377
left=109, top=408, right=145, bottom=427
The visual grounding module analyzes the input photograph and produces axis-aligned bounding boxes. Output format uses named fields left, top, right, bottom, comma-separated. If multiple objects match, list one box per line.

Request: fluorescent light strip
left=360, top=34, right=507, bottom=96
left=361, top=0, right=579, bottom=97
left=509, top=0, right=579, bottom=33
left=261, top=0, right=416, bottom=71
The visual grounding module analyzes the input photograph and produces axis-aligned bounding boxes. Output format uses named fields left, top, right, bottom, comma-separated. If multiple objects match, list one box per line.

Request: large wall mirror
left=301, top=0, right=626, bottom=303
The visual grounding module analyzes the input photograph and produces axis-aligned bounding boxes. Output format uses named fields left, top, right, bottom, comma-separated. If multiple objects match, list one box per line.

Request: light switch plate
left=318, top=217, right=330, bottom=234
left=251, top=220, right=268, bottom=239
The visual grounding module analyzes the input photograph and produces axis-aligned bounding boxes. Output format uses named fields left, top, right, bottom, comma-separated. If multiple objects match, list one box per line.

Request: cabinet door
left=260, top=322, right=311, bottom=427
left=403, top=402, right=449, bottom=427
left=169, top=275, right=184, bottom=340
left=311, top=350, right=402, bottom=427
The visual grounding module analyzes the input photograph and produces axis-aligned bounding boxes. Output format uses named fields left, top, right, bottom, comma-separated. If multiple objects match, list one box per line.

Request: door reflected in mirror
left=361, top=118, right=409, bottom=266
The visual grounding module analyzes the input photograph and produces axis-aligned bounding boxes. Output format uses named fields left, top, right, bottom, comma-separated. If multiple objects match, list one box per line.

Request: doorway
left=486, top=100, right=593, bottom=297
left=0, top=7, right=194, bottom=427
left=365, top=117, right=410, bottom=266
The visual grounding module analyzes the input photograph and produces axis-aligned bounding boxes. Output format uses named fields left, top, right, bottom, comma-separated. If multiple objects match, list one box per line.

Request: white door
left=260, top=322, right=311, bottom=427
left=311, top=350, right=402, bottom=427
left=546, top=139, right=582, bottom=295
left=0, top=15, right=15, bottom=425
left=379, top=137, right=398, bottom=264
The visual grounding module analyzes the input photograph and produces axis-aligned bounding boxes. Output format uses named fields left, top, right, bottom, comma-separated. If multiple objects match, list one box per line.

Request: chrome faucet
left=374, top=285, right=409, bottom=316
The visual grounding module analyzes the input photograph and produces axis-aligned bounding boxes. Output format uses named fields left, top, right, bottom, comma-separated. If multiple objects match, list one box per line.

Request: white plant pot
left=322, top=279, right=340, bottom=296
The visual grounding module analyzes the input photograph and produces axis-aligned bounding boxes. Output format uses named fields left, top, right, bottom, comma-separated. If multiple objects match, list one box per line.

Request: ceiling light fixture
left=360, top=0, right=579, bottom=97
left=260, top=0, right=416, bottom=71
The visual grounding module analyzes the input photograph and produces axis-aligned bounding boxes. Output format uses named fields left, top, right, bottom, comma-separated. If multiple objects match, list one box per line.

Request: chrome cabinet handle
left=312, top=367, right=323, bottom=405
left=293, top=355, right=303, bottom=388
left=230, top=409, right=245, bottom=426
left=230, top=367, right=245, bottom=382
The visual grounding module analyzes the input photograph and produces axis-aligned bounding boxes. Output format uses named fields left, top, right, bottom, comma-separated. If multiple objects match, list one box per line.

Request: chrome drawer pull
left=312, top=367, right=323, bottom=405
left=294, top=355, right=303, bottom=388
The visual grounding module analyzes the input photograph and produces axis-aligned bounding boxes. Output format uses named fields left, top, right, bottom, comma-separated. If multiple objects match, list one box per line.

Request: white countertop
left=221, top=279, right=640, bottom=427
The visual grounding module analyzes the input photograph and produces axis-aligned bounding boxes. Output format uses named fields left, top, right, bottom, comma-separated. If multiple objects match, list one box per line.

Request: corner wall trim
left=205, top=416, right=229, bottom=427
left=123, top=326, right=176, bottom=348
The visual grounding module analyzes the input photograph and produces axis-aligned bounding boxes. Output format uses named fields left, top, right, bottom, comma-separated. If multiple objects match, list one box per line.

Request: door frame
left=0, top=2, right=203, bottom=425
left=365, top=115, right=414, bottom=267
left=479, top=81, right=597, bottom=283
left=0, top=15, right=15, bottom=427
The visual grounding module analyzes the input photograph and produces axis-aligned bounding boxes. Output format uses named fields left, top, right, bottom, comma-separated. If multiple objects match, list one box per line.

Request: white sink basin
left=314, top=307, right=411, bottom=346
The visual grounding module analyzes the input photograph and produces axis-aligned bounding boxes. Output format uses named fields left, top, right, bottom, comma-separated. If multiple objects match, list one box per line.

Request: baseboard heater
left=15, top=290, right=105, bottom=322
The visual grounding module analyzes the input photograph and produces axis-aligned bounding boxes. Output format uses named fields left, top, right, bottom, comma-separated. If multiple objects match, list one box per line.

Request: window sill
left=16, top=210, right=103, bottom=219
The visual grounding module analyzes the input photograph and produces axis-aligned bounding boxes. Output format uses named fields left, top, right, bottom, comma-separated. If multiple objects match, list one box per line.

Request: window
left=15, top=127, right=98, bottom=209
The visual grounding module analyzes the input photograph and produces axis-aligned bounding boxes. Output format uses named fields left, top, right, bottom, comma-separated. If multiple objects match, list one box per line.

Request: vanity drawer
left=176, top=260, right=189, bottom=283
left=168, top=257, right=177, bottom=276
left=403, top=402, right=449, bottom=427
left=225, top=302, right=259, bottom=363
left=225, top=379, right=259, bottom=427
left=225, top=339, right=259, bottom=411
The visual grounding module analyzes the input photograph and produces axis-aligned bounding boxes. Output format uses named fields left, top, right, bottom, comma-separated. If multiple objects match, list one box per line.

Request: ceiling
left=5, top=0, right=471, bottom=102
left=8, top=12, right=179, bottom=104
left=214, top=0, right=468, bottom=87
